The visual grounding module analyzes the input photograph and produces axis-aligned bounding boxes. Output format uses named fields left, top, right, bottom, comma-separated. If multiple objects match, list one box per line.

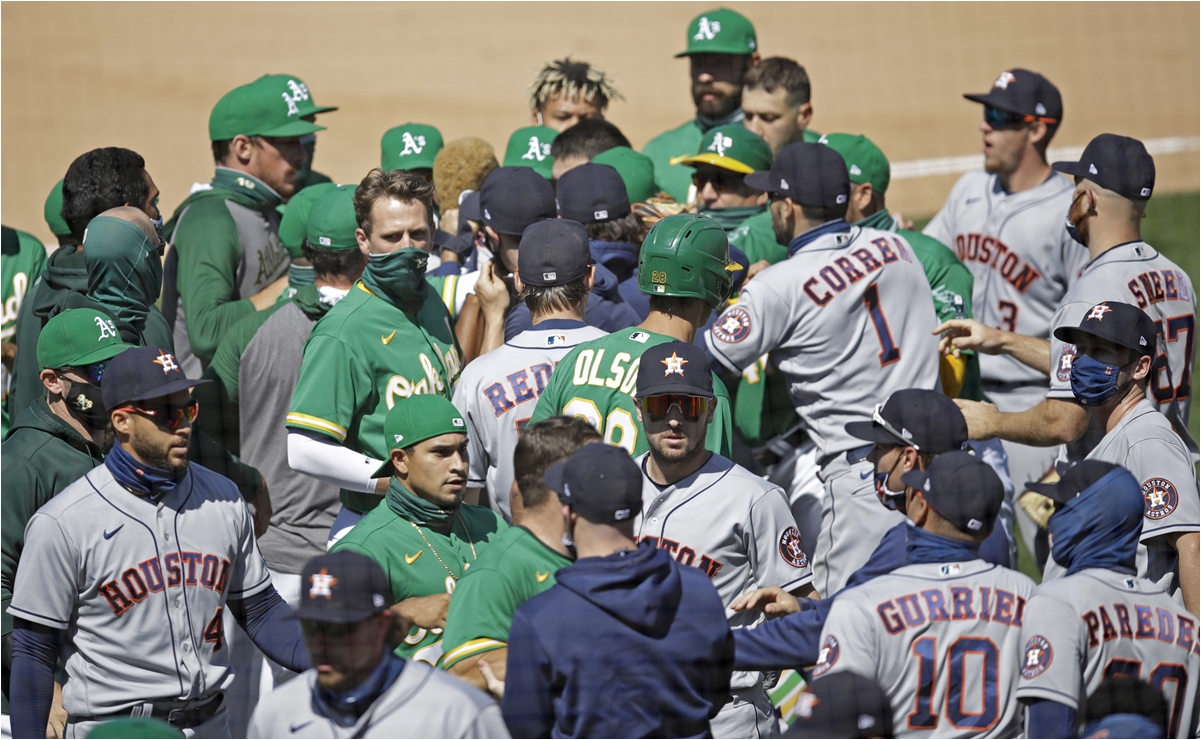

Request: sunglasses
left=59, top=360, right=111, bottom=384
left=692, top=170, right=745, bottom=191
left=300, top=618, right=369, bottom=638
left=639, top=394, right=711, bottom=419
left=983, top=106, right=1058, bottom=130
left=116, top=399, right=199, bottom=430
left=871, top=403, right=918, bottom=450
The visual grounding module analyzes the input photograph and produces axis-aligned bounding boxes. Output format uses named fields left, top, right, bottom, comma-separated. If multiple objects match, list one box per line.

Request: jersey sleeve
left=440, top=566, right=517, bottom=668
left=746, top=486, right=813, bottom=592
left=226, top=492, right=272, bottom=600
left=1047, top=300, right=1093, bottom=399
left=287, top=333, right=371, bottom=444
left=813, top=596, right=878, bottom=682
left=705, top=280, right=795, bottom=377
left=8, top=512, right=80, bottom=630
left=1014, top=593, right=1085, bottom=710
left=453, top=377, right=488, bottom=489
left=1131, top=439, right=1200, bottom=546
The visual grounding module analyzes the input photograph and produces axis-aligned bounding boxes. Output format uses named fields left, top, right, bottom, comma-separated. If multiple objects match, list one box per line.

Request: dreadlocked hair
left=528, top=58, right=624, bottom=113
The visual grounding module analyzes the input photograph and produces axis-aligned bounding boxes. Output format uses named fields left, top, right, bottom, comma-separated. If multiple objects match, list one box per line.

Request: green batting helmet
left=638, top=214, right=735, bottom=309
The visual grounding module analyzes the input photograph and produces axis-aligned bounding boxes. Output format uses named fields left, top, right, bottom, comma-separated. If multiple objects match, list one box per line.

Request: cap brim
left=117, top=377, right=212, bottom=407
left=67, top=342, right=136, bottom=369
left=292, top=605, right=381, bottom=623
left=845, top=443, right=876, bottom=465
left=743, top=171, right=776, bottom=193
left=544, top=462, right=568, bottom=499
left=257, top=120, right=327, bottom=138
left=632, top=385, right=715, bottom=400
left=900, top=469, right=929, bottom=492
left=676, top=154, right=756, bottom=174
left=844, top=420, right=900, bottom=446
left=460, top=192, right=482, bottom=222
left=305, top=105, right=339, bottom=115
left=1051, top=161, right=1088, bottom=177
left=371, top=460, right=396, bottom=479
left=962, top=92, right=1022, bottom=114
left=1053, top=324, right=1092, bottom=345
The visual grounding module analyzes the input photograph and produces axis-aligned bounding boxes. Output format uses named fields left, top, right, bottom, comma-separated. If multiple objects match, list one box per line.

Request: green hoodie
left=2, top=226, right=48, bottom=437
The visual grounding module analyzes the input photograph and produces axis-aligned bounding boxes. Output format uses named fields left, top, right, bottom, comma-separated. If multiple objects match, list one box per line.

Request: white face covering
left=317, top=285, right=351, bottom=306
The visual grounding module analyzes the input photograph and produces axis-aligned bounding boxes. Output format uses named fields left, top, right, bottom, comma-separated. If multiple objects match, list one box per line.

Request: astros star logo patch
left=1086, top=303, right=1113, bottom=321
left=153, top=352, right=179, bottom=374
left=712, top=307, right=752, bottom=343
left=1021, top=635, right=1053, bottom=678
left=308, top=568, right=338, bottom=599
left=779, top=526, right=809, bottom=568
left=661, top=352, right=688, bottom=376
left=1141, top=478, right=1178, bottom=520
left=811, top=635, right=839, bottom=677
left=994, top=71, right=1017, bottom=89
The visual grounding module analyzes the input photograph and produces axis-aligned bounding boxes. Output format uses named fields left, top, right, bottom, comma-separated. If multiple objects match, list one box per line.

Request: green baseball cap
left=678, top=125, right=772, bottom=174
left=209, top=76, right=327, bottom=141
left=819, top=133, right=892, bottom=195
left=37, top=308, right=134, bottom=370
left=44, top=179, right=71, bottom=237
left=381, top=123, right=444, bottom=171
left=87, top=717, right=184, bottom=739
left=676, top=8, right=757, bottom=57
left=503, top=126, right=558, bottom=179
left=279, top=182, right=338, bottom=258
left=306, top=185, right=360, bottom=251
left=257, top=74, right=338, bottom=117
left=593, top=146, right=657, bottom=202
left=373, top=394, right=468, bottom=477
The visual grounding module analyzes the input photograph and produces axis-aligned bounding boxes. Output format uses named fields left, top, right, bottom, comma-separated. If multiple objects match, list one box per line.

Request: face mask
left=1064, top=191, right=1089, bottom=246
left=65, top=379, right=109, bottom=429
left=1070, top=354, right=1133, bottom=407
left=149, top=214, right=165, bottom=244
left=874, top=451, right=907, bottom=511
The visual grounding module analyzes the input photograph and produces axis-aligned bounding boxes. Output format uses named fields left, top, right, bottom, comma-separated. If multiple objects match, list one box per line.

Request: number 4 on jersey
left=204, top=606, right=225, bottom=652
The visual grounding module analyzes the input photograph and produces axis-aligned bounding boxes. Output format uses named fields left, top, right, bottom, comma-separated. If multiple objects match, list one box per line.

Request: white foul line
left=891, top=136, right=1200, bottom=180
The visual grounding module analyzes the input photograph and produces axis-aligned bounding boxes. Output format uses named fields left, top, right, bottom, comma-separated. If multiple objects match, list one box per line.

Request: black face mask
left=64, top=379, right=109, bottom=430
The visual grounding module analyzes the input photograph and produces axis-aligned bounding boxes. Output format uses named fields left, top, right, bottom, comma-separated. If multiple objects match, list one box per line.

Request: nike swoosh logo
left=536, top=571, right=550, bottom=583
left=965, top=197, right=983, bottom=205
left=103, top=525, right=124, bottom=540
left=860, top=470, right=873, bottom=480
left=290, top=720, right=313, bottom=732
left=405, top=551, right=422, bottom=564
left=381, top=330, right=397, bottom=345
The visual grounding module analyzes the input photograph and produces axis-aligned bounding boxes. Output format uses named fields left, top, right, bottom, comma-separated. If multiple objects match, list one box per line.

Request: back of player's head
left=638, top=213, right=734, bottom=310
left=901, top=450, right=1003, bottom=542
left=1083, top=676, right=1168, bottom=738
left=517, top=219, right=594, bottom=318
left=846, top=388, right=968, bottom=462
left=514, top=417, right=602, bottom=510
left=61, top=147, right=149, bottom=242
left=549, top=119, right=631, bottom=163
left=353, top=168, right=435, bottom=236
left=433, top=137, right=499, bottom=213
left=528, top=58, right=623, bottom=114
left=744, top=56, right=812, bottom=107
left=745, top=142, right=850, bottom=223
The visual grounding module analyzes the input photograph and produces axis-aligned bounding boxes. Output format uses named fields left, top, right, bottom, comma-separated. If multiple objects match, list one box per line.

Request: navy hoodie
left=505, top=261, right=641, bottom=340
left=503, top=542, right=734, bottom=739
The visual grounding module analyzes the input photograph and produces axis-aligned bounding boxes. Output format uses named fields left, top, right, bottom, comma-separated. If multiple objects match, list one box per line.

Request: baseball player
left=328, top=395, right=508, bottom=666
left=1015, top=461, right=1200, bottom=738
left=7, top=346, right=307, bottom=738
left=270, top=73, right=339, bottom=191
left=527, top=58, right=623, bottom=132
left=276, top=181, right=337, bottom=302
left=643, top=8, right=761, bottom=203
left=528, top=213, right=736, bottom=457
left=502, top=126, right=558, bottom=180
left=813, top=451, right=1036, bottom=738
left=440, top=417, right=601, bottom=692
left=380, top=122, right=443, bottom=178
left=704, top=143, right=940, bottom=596
left=922, top=69, right=1087, bottom=556
left=454, top=219, right=606, bottom=520
left=631, top=341, right=815, bottom=738
left=248, top=551, right=509, bottom=739
left=1, top=224, right=48, bottom=437
left=286, top=169, right=462, bottom=545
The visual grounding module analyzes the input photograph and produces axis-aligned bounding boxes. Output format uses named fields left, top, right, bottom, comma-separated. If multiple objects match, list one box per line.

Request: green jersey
left=286, top=281, right=463, bottom=513
left=329, top=499, right=508, bottom=665
left=439, top=525, right=571, bottom=669
left=2, top=227, right=48, bottom=437
left=643, top=120, right=705, bottom=203
left=729, top=210, right=787, bottom=267
left=527, top=327, right=734, bottom=457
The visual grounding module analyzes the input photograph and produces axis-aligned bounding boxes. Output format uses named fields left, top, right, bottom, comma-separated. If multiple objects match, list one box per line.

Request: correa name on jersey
left=799, top=235, right=914, bottom=308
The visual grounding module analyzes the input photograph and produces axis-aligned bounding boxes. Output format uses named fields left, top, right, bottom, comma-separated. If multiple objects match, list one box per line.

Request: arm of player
left=228, top=587, right=310, bottom=674
left=287, top=430, right=387, bottom=495
left=954, top=397, right=1088, bottom=447
left=8, top=619, right=60, bottom=740
left=813, top=598, right=878, bottom=681
left=746, top=486, right=817, bottom=596
left=1025, top=699, right=1077, bottom=738
left=447, top=647, right=508, bottom=693
left=1168, top=531, right=1199, bottom=616
left=935, top=319, right=1052, bottom=375
left=501, top=610, right=557, bottom=739
left=704, top=281, right=795, bottom=383
left=731, top=597, right=835, bottom=671
left=475, top=261, right=510, bottom=358
left=391, top=593, right=451, bottom=630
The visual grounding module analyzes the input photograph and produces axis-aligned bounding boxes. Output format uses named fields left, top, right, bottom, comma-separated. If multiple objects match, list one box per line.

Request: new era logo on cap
left=394, top=434, right=404, bottom=443
left=836, top=194, right=847, bottom=204
left=1035, top=103, right=1047, bottom=116
left=780, top=179, right=789, bottom=190
left=849, top=164, right=862, bottom=176
left=1140, top=187, right=1151, bottom=197
left=1089, top=164, right=1098, bottom=174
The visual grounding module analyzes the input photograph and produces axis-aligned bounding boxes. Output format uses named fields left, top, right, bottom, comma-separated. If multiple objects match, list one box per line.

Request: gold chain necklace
left=409, top=514, right=477, bottom=581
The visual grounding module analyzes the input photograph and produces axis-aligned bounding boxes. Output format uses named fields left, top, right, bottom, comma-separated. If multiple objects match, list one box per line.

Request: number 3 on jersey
left=562, top=398, right=638, bottom=453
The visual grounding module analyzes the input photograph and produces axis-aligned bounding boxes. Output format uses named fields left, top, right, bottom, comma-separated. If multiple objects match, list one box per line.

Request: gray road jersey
left=1047, top=242, right=1197, bottom=453
left=924, top=170, right=1088, bottom=385
left=453, top=323, right=607, bottom=521
left=247, top=660, right=510, bottom=739
left=8, top=463, right=270, bottom=715
left=705, top=225, right=941, bottom=461
left=634, top=452, right=814, bottom=690
left=240, top=301, right=340, bottom=574
left=169, top=199, right=289, bottom=376
left=1015, top=568, right=1199, bottom=737
left=815, top=559, right=1036, bottom=738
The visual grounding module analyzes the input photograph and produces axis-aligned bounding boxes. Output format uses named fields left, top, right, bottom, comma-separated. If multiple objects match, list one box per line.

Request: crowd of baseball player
left=1, top=8, right=1197, bottom=739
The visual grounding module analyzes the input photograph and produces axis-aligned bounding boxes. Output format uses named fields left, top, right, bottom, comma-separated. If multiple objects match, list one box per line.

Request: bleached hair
left=528, top=58, right=624, bottom=113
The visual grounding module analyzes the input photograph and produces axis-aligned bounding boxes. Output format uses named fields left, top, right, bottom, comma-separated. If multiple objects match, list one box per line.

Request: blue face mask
left=149, top=214, right=165, bottom=243
left=1070, top=353, right=1132, bottom=406
left=1064, top=191, right=1088, bottom=246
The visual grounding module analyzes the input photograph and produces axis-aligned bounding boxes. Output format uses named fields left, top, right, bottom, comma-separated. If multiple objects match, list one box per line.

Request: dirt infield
left=3, top=2, right=1197, bottom=245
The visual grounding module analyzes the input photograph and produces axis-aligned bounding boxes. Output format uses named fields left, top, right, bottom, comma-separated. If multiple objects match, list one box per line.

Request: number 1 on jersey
left=863, top=284, right=901, bottom=366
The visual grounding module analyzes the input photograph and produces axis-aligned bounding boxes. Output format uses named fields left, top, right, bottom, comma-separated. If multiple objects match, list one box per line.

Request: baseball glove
left=1018, top=491, right=1058, bottom=529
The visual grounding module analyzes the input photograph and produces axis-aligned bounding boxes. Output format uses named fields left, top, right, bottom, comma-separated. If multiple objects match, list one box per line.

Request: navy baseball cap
left=1026, top=459, right=1124, bottom=506
left=744, top=142, right=850, bottom=210
left=518, top=219, right=593, bottom=287
left=1053, top=301, right=1157, bottom=359
left=294, top=551, right=393, bottom=624
left=901, top=451, right=1004, bottom=535
left=964, top=68, right=1062, bottom=122
left=845, top=389, right=968, bottom=460
left=544, top=443, right=643, bottom=524
left=556, top=163, right=632, bottom=224
left=633, top=342, right=714, bottom=400
left=478, top=167, right=556, bottom=235
left=1052, top=134, right=1155, bottom=201
left=785, top=672, right=893, bottom=739
left=101, top=346, right=211, bottom=411
left=459, top=190, right=482, bottom=221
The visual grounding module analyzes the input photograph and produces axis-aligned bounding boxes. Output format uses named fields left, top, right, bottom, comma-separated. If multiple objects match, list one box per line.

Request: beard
left=130, top=431, right=187, bottom=473
left=692, top=83, right=741, bottom=120
left=771, top=205, right=793, bottom=246
left=1068, top=192, right=1093, bottom=245
left=650, top=431, right=706, bottom=466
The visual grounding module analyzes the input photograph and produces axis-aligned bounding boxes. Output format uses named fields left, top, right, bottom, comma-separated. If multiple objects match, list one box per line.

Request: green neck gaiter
left=210, top=167, right=284, bottom=212
left=289, top=263, right=316, bottom=289
left=386, top=477, right=452, bottom=527
left=360, top=248, right=429, bottom=312
left=701, top=204, right=766, bottom=233
left=855, top=208, right=897, bottom=232
left=83, top=216, right=162, bottom=333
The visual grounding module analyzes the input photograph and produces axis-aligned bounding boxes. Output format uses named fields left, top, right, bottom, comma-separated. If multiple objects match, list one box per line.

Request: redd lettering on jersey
left=1086, top=602, right=1193, bottom=649
left=1115, top=603, right=1133, bottom=638
left=637, top=536, right=723, bottom=579
left=482, top=363, right=558, bottom=417
left=99, top=554, right=232, bottom=615
left=803, top=238, right=912, bottom=307
left=1100, top=606, right=1119, bottom=642
left=875, top=587, right=1023, bottom=634
left=955, top=234, right=1043, bottom=293
left=1127, top=270, right=1192, bottom=309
